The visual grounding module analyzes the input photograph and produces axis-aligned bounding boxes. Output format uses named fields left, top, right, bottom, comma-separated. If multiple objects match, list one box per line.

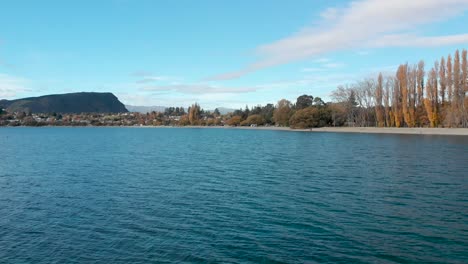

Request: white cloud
left=209, top=0, right=468, bottom=80
left=369, top=33, right=468, bottom=47
left=320, top=7, right=340, bottom=21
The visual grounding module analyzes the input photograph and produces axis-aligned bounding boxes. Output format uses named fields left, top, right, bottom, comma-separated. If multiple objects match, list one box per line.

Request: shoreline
left=177, top=126, right=468, bottom=136
left=2, top=125, right=468, bottom=136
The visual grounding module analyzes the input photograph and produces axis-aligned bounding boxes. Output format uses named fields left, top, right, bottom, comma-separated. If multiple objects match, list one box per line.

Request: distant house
left=169, top=116, right=180, bottom=121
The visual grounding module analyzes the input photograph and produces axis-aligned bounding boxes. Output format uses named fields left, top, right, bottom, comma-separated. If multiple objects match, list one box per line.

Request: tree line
left=2, top=49, right=466, bottom=128
left=333, top=49, right=467, bottom=128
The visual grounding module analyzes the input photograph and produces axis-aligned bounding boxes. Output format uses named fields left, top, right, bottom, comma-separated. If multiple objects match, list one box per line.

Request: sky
left=1, top=0, right=468, bottom=109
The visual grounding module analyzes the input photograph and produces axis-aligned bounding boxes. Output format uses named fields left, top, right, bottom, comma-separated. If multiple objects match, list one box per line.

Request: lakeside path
left=165, top=126, right=468, bottom=136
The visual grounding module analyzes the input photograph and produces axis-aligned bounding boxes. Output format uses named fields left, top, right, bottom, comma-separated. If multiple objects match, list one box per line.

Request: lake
left=0, top=127, right=467, bottom=263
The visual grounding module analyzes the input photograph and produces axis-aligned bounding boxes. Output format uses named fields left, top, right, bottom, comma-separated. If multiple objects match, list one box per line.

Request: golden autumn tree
left=375, top=73, right=385, bottom=127
left=410, top=66, right=417, bottom=126
left=434, top=61, right=440, bottom=124
left=226, top=116, right=242, bottom=126
left=188, top=103, right=201, bottom=125
left=273, top=99, right=292, bottom=127
left=179, top=115, right=190, bottom=126
left=398, top=64, right=413, bottom=127
left=424, top=68, right=438, bottom=127
left=392, top=76, right=403, bottom=127
left=417, top=60, right=425, bottom=107
left=415, top=60, right=427, bottom=126
left=330, top=48, right=466, bottom=128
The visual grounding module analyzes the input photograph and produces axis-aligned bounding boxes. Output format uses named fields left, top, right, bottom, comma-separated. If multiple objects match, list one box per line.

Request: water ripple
left=0, top=127, right=467, bottom=263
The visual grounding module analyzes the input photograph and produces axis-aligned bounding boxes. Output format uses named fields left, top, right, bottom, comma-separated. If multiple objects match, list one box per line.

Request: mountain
left=0, top=92, right=128, bottom=113
left=125, top=105, right=166, bottom=113
left=124, top=105, right=236, bottom=114
left=215, top=107, right=235, bottom=115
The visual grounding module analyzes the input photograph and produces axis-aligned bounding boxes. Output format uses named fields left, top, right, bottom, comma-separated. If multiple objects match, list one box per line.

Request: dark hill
left=0, top=92, right=128, bottom=113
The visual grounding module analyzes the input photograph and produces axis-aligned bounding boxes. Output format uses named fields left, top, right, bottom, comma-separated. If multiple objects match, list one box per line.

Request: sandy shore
left=172, top=126, right=468, bottom=136
left=302, top=127, right=468, bottom=136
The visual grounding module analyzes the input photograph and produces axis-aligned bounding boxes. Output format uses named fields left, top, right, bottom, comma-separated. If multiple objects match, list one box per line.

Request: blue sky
left=1, top=0, right=468, bottom=108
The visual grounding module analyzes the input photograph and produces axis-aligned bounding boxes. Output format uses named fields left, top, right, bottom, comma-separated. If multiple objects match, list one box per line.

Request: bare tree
left=424, top=67, right=439, bottom=127
left=447, top=54, right=453, bottom=103
left=384, top=76, right=394, bottom=126
left=453, top=50, right=461, bottom=126
left=375, top=73, right=385, bottom=127
left=408, top=65, right=417, bottom=127
left=461, top=49, right=467, bottom=127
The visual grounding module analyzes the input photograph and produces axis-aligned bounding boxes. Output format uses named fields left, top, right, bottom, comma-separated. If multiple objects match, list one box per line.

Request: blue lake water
left=0, top=127, right=467, bottom=263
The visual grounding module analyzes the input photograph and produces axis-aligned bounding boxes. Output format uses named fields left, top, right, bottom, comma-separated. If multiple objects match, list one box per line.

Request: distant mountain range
left=125, top=105, right=166, bottom=113
left=215, top=107, right=236, bottom=115
left=0, top=92, right=128, bottom=113
left=125, top=105, right=235, bottom=114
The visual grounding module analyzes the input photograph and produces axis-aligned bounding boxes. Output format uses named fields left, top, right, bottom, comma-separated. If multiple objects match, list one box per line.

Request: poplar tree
left=447, top=54, right=453, bottom=103
left=408, top=65, right=417, bottom=127
left=393, top=76, right=402, bottom=127
left=461, top=49, right=467, bottom=127
left=439, top=57, right=446, bottom=103
left=188, top=103, right=201, bottom=125
left=375, top=73, right=385, bottom=127
left=417, top=60, right=425, bottom=107
left=453, top=50, right=461, bottom=126
left=424, top=68, right=438, bottom=127
left=273, top=99, right=292, bottom=127
left=398, top=64, right=412, bottom=127
left=384, top=77, right=392, bottom=127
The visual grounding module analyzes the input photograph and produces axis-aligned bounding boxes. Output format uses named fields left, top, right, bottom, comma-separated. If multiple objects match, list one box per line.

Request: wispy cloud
left=356, top=51, right=371, bottom=56
left=0, top=59, right=15, bottom=69
left=141, top=84, right=258, bottom=94
left=301, top=58, right=345, bottom=72
left=136, top=76, right=169, bottom=84
left=117, top=91, right=259, bottom=108
left=208, top=0, right=468, bottom=80
left=254, top=73, right=357, bottom=92
left=131, top=71, right=178, bottom=84
left=131, top=71, right=152, bottom=77
left=0, top=74, right=31, bottom=99
left=323, top=62, right=345, bottom=69
left=301, top=68, right=324, bottom=73
left=369, top=33, right=468, bottom=47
